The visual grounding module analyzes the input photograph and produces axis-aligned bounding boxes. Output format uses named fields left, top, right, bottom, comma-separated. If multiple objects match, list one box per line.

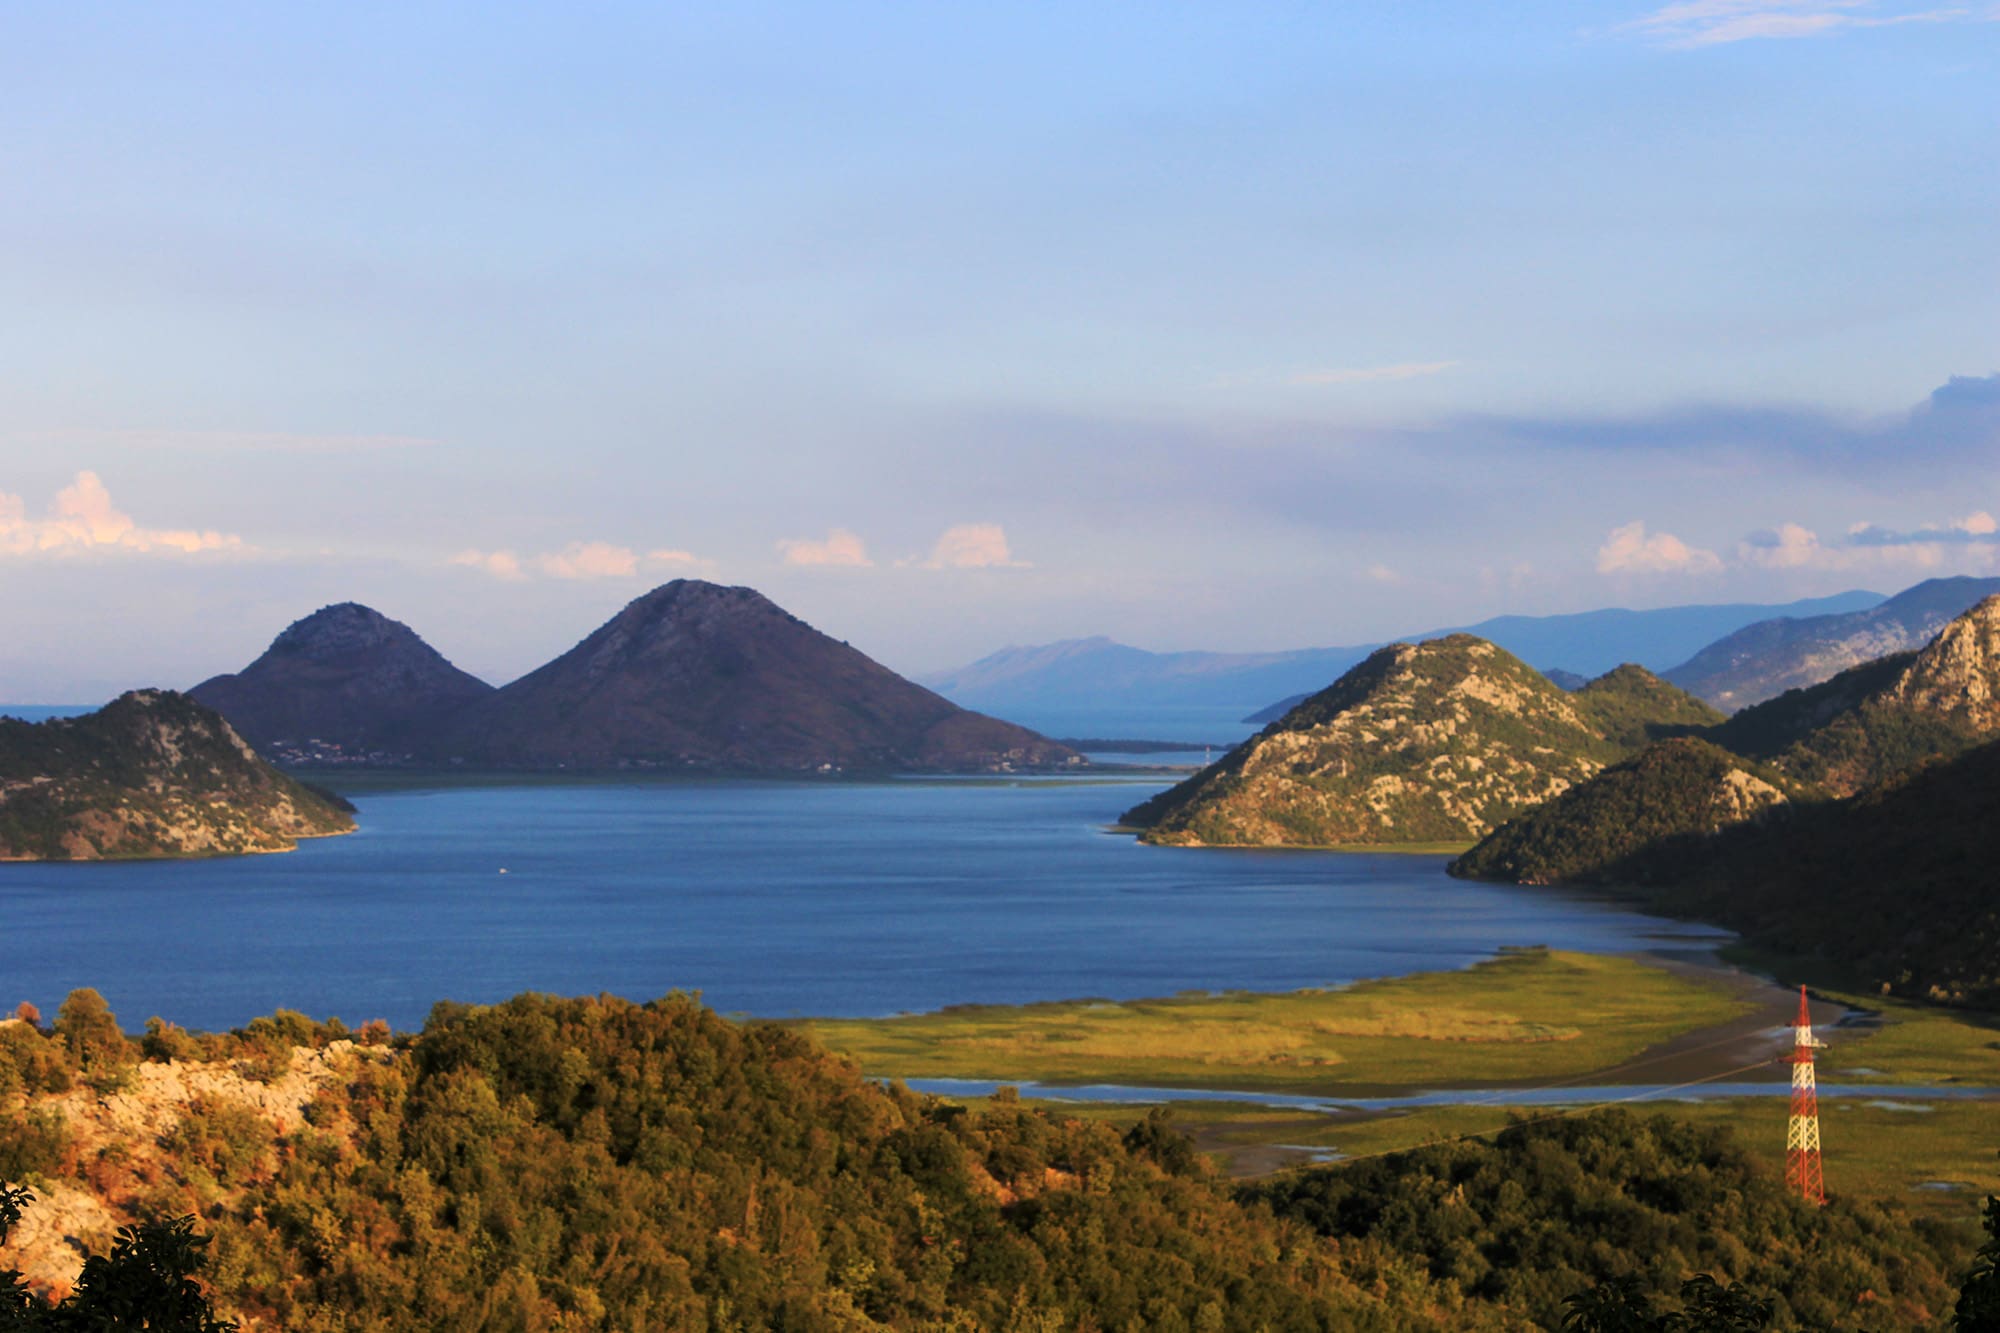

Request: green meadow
left=802, top=948, right=1752, bottom=1094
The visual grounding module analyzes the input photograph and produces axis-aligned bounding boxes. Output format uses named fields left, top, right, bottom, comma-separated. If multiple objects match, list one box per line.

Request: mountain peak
left=268, top=603, right=415, bottom=658
left=191, top=603, right=493, bottom=754
left=430, top=583, right=1077, bottom=774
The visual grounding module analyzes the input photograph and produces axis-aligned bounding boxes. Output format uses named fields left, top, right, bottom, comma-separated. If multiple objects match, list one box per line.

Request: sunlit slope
left=1122, top=638, right=1715, bottom=846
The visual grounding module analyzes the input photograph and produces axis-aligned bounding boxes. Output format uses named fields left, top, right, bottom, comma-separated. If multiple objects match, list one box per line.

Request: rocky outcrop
left=422, top=580, right=1080, bottom=774
left=1121, top=640, right=1714, bottom=847
left=0, top=691, right=355, bottom=860
left=191, top=602, right=493, bottom=759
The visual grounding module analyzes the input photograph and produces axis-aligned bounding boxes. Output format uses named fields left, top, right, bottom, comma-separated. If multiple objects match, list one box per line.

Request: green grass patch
left=803, top=949, right=1752, bottom=1095
left=1818, top=992, right=2000, bottom=1087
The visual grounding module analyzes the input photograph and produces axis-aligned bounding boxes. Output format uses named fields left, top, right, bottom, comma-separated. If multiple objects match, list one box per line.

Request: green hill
left=1243, top=1108, right=1966, bottom=1329
left=1121, top=640, right=1716, bottom=847
left=0, top=991, right=1479, bottom=1330
left=1450, top=737, right=1796, bottom=887
left=0, top=690, right=353, bottom=860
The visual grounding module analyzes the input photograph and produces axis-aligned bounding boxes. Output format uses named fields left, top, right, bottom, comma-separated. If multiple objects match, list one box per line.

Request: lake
left=0, top=775, right=1727, bottom=1033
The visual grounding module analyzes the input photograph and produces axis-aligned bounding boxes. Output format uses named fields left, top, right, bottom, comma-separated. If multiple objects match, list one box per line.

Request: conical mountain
left=1121, top=639, right=1715, bottom=847
left=190, top=603, right=494, bottom=756
left=1710, top=592, right=2000, bottom=795
left=0, top=690, right=355, bottom=860
left=425, top=580, right=1080, bottom=773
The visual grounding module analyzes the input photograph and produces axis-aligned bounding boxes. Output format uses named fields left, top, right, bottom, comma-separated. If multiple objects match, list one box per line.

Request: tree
left=0, top=1183, right=236, bottom=1331
left=1959, top=1182, right=2000, bottom=1331
left=52, top=990, right=129, bottom=1074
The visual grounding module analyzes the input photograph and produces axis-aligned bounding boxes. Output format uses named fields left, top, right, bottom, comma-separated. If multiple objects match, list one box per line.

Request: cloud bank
left=0, top=471, right=243, bottom=556
left=1628, top=0, right=1977, bottom=48
left=452, top=542, right=714, bottom=581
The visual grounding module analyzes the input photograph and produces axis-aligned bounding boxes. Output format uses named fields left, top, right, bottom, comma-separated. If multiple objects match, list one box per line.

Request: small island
left=0, top=690, right=355, bottom=861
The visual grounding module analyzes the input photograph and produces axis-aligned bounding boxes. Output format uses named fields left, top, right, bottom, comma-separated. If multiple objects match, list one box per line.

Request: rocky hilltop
left=424, top=580, right=1080, bottom=773
left=191, top=602, right=493, bottom=759
left=1120, top=639, right=1714, bottom=847
left=0, top=691, right=355, bottom=860
left=1709, top=593, right=2000, bottom=795
left=1662, top=575, right=2000, bottom=711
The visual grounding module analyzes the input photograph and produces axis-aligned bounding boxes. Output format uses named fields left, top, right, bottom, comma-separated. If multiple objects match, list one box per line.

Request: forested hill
left=1121, top=642, right=1717, bottom=847
left=0, top=991, right=1977, bottom=1327
left=0, top=991, right=1486, bottom=1329
left=0, top=690, right=354, bottom=860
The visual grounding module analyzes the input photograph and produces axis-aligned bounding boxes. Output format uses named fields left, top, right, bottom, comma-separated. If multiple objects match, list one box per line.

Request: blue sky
left=1, top=2, right=1995, bottom=698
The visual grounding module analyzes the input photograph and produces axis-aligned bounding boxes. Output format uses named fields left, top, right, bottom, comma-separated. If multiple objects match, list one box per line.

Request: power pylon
left=1785, top=985, right=1826, bottom=1205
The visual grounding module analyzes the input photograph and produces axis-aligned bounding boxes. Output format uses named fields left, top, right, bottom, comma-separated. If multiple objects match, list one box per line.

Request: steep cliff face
left=190, top=603, right=493, bottom=757
left=1121, top=640, right=1711, bottom=847
left=0, top=691, right=355, bottom=860
left=1662, top=575, right=2000, bottom=711
left=1710, top=594, right=2000, bottom=796
left=424, top=580, right=1080, bottom=773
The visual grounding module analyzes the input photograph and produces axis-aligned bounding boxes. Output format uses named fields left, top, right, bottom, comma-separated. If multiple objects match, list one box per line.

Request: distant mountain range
left=922, top=591, right=1882, bottom=727
left=0, top=691, right=354, bottom=860
left=1659, top=574, right=2000, bottom=710
left=190, top=582, right=1077, bottom=775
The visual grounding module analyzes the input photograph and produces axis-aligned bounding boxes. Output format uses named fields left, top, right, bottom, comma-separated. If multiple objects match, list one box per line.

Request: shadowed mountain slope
left=426, top=580, right=1079, bottom=773
left=190, top=602, right=493, bottom=755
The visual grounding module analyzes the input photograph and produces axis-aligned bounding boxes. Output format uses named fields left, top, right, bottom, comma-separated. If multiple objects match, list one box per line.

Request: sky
left=1, top=1, right=1996, bottom=699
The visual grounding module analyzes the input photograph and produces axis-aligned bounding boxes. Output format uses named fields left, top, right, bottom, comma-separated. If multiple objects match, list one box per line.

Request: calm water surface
left=0, top=776, right=1725, bottom=1031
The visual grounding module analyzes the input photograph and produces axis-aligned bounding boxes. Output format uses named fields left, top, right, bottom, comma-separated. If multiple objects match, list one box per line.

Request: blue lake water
left=0, top=776, right=1727, bottom=1033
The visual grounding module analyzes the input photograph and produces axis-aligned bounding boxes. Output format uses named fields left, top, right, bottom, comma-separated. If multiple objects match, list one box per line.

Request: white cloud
left=778, top=528, right=873, bottom=568
left=451, top=548, right=526, bottom=580
left=1738, top=522, right=1837, bottom=569
left=1627, top=0, right=1974, bottom=48
left=452, top=541, right=713, bottom=581
left=1288, top=361, right=1458, bottom=387
left=646, top=548, right=719, bottom=577
left=537, top=541, right=640, bottom=580
left=1595, top=521, right=1724, bottom=575
left=1363, top=562, right=1403, bottom=584
left=0, top=471, right=243, bottom=557
left=922, top=523, right=1029, bottom=570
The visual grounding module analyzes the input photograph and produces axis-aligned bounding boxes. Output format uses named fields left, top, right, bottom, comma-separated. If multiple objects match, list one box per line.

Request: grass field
left=802, top=948, right=1753, bottom=1094
left=1820, top=992, right=2000, bottom=1086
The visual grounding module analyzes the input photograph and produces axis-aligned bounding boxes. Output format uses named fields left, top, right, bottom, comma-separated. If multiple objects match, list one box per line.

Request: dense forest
left=1243, top=1109, right=1968, bottom=1329
left=4, top=992, right=1992, bottom=1329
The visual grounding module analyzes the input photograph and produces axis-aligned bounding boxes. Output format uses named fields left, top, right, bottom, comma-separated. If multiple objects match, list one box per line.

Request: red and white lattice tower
left=1785, top=985, right=1826, bottom=1205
